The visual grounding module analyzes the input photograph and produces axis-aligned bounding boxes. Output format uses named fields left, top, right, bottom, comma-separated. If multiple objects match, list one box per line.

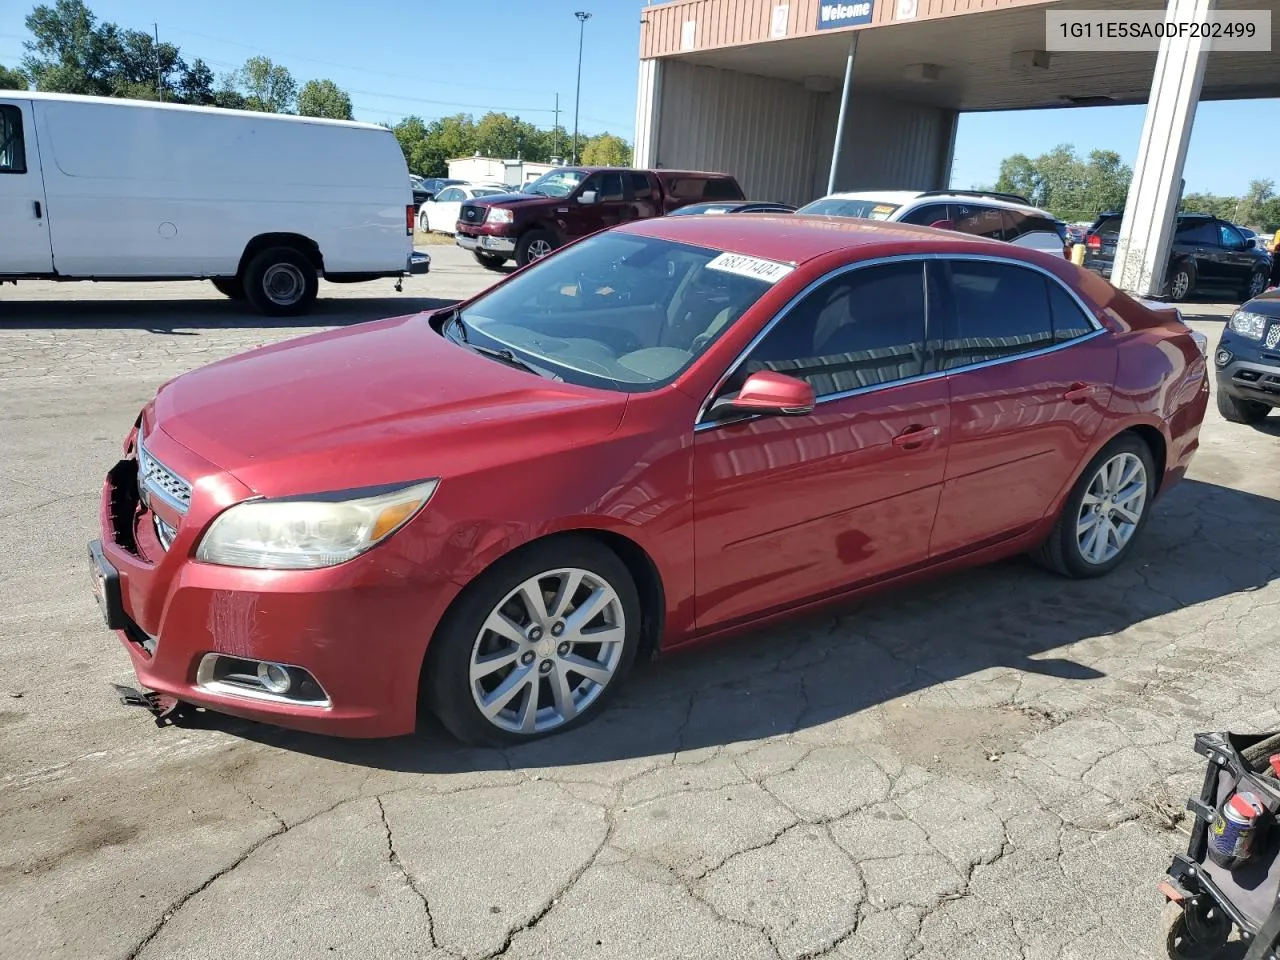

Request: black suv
left=1215, top=290, right=1280, bottom=424
left=1083, top=212, right=1272, bottom=302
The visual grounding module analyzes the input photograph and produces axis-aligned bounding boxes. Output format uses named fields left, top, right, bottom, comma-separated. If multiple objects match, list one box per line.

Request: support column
left=632, top=58, right=664, bottom=168
left=1112, top=0, right=1214, bottom=298
left=827, top=33, right=859, bottom=195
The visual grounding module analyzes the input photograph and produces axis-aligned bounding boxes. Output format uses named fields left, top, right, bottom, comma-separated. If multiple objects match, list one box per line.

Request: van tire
left=211, top=277, right=245, bottom=300
left=243, top=247, right=319, bottom=317
left=473, top=251, right=509, bottom=271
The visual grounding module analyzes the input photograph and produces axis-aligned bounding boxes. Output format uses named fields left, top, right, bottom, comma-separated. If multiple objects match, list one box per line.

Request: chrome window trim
left=693, top=251, right=1106, bottom=434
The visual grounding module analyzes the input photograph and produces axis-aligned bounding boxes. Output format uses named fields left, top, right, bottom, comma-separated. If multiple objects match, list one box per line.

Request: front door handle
left=33, top=200, right=42, bottom=219
left=892, top=424, right=940, bottom=450
left=1064, top=382, right=1096, bottom=404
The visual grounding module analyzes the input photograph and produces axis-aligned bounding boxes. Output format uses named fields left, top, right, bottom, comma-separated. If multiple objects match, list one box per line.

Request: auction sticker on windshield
left=870, top=204, right=896, bottom=220
left=706, top=252, right=795, bottom=283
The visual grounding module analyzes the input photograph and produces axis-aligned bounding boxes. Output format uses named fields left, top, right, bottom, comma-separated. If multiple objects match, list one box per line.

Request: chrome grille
left=461, top=203, right=484, bottom=224
left=137, top=435, right=192, bottom=514
left=1266, top=322, right=1280, bottom=351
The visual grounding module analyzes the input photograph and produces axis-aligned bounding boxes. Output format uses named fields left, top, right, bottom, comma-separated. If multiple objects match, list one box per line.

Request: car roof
left=624, top=213, right=1041, bottom=266
left=812, top=189, right=1053, bottom=217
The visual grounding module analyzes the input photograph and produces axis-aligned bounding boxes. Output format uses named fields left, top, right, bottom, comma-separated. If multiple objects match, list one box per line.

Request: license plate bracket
left=88, top=540, right=126, bottom=630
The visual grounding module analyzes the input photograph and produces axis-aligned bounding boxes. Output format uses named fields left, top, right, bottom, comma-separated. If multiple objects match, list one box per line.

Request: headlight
left=486, top=207, right=513, bottom=224
left=196, top=479, right=438, bottom=570
left=1229, top=310, right=1269, bottom=341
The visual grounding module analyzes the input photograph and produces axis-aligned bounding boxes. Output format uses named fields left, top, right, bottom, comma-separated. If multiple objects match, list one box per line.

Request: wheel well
left=1125, top=424, right=1167, bottom=495
left=237, top=233, right=324, bottom=278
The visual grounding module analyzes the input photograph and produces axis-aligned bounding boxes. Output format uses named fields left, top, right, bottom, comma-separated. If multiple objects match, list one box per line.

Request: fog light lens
left=1216, top=349, right=1232, bottom=367
left=257, top=662, right=291, bottom=694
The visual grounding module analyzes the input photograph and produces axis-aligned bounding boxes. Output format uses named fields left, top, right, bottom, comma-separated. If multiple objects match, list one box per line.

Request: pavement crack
left=376, top=796, right=439, bottom=950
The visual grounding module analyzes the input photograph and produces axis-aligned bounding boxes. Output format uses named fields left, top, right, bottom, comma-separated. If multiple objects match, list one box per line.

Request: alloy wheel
left=1076, top=452, right=1148, bottom=565
left=1170, top=270, right=1191, bottom=300
left=1250, top=271, right=1267, bottom=298
left=527, top=239, right=553, bottom=261
left=468, top=568, right=626, bottom=735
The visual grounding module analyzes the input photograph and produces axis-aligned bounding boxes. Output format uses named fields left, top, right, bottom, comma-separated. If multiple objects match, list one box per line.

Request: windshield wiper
left=445, top=313, right=555, bottom=379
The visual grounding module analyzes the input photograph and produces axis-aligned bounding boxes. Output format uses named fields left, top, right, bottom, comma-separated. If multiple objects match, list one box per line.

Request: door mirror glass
left=578, top=190, right=598, bottom=205
left=1246, top=236, right=1257, bottom=249
left=710, top=371, right=815, bottom=419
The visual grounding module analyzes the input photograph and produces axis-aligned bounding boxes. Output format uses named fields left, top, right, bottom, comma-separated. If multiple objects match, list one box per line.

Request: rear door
left=0, top=99, right=54, bottom=274
left=929, top=257, right=1116, bottom=559
left=1214, top=220, right=1257, bottom=288
left=1173, top=217, right=1223, bottom=284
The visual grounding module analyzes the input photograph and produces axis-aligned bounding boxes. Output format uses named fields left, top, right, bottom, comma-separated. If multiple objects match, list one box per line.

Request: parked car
left=1082, top=211, right=1272, bottom=302
left=418, top=183, right=511, bottom=234
left=0, top=92, right=418, bottom=316
left=797, top=189, right=1068, bottom=257
left=454, top=166, right=746, bottom=269
left=90, top=214, right=1209, bottom=745
left=416, top=177, right=466, bottom=206
left=667, top=200, right=797, bottom=216
left=1215, top=288, right=1280, bottom=423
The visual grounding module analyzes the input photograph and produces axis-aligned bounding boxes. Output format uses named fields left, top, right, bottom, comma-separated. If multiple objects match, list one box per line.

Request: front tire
left=1168, top=262, right=1195, bottom=302
left=426, top=537, right=641, bottom=746
left=243, top=247, right=319, bottom=317
left=1033, top=433, right=1156, bottom=579
left=516, top=229, right=557, bottom=268
left=473, top=251, right=509, bottom=271
left=1216, top=389, right=1271, bottom=424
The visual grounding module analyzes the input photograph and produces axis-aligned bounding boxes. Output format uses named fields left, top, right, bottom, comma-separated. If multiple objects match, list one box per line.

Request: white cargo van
left=0, top=92, right=421, bottom=316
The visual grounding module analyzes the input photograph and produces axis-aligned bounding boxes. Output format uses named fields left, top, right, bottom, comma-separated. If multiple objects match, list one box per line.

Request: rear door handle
left=1064, top=382, right=1096, bottom=404
left=33, top=200, right=42, bottom=219
left=892, top=425, right=940, bottom=449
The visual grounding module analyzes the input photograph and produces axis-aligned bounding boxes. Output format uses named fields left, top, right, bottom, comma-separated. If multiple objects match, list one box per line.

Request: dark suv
left=1215, top=290, right=1280, bottom=424
left=1083, top=212, right=1272, bottom=302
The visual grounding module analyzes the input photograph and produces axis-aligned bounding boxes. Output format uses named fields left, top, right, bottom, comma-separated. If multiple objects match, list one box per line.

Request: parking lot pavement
left=1, top=264, right=1277, bottom=960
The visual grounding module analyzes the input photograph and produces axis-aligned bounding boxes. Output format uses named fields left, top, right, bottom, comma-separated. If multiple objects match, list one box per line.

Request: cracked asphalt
left=2, top=246, right=1279, bottom=960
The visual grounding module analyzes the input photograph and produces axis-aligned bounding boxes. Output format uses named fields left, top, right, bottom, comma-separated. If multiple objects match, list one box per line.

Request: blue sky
left=0, top=0, right=1273, bottom=196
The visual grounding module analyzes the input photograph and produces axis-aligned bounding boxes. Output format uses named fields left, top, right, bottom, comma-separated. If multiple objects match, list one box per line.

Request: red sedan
left=90, top=216, right=1210, bottom=745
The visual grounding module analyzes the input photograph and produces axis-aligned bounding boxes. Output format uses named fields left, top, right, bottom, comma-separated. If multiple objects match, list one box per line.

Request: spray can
left=1208, top=791, right=1265, bottom=868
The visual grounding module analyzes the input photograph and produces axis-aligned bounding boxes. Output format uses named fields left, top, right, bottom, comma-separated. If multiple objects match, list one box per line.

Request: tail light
left=406, top=205, right=415, bottom=236
left=1086, top=234, right=1102, bottom=251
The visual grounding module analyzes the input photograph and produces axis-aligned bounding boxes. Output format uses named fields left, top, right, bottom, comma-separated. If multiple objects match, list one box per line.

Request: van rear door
left=0, top=99, right=53, bottom=274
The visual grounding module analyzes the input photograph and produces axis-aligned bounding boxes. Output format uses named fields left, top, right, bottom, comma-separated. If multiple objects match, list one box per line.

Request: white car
left=797, top=189, right=1068, bottom=257
left=418, top=183, right=510, bottom=234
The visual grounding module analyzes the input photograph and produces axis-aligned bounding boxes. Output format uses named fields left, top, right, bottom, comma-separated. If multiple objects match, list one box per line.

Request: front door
left=692, top=259, right=950, bottom=632
left=929, top=257, right=1117, bottom=558
left=562, top=172, right=629, bottom=242
left=0, top=99, right=53, bottom=274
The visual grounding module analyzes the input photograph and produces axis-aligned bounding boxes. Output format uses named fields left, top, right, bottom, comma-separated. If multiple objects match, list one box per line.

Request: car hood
left=151, top=313, right=628, bottom=498
left=464, top=192, right=557, bottom=209
left=1245, top=289, right=1280, bottom=314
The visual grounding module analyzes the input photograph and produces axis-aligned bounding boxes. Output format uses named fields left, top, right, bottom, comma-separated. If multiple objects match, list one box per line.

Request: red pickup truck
left=454, top=166, right=746, bottom=270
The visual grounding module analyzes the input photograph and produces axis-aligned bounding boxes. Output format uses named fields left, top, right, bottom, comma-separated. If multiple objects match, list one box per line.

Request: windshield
left=523, top=169, right=587, bottom=198
left=455, top=232, right=786, bottom=391
left=797, top=197, right=901, bottom=221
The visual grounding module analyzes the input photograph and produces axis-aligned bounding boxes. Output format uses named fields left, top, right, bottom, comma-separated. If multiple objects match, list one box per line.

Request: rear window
left=1093, top=216, right=1124, bottom=239
left=665, top=176, right=744, bottom=201
left=797, top=197, right=901, bottom=221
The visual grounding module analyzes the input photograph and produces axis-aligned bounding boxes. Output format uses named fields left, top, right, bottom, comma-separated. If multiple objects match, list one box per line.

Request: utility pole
left=153, top=23, right=164, bottom=101
left=554, top=93, right=561, bottom=159
left=573, top=11, right=591, bottom=165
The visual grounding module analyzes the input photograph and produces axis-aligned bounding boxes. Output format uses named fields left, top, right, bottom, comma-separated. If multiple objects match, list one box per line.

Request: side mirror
left=578, top=190, right=598, bottom=205
left=1247, top=237, right=1257, bottom=249
left=928, top=219, right=956, bottom=231
left=709, top=371, right=816, bottom=420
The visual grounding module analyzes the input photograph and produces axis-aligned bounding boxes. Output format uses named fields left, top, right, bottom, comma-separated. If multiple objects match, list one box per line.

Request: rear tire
left=1216, top=389, right=1271, bottom=424
left=1243, top=267, right=1268, bottom=302
left=473, top=251, right=509, bottom=271
left=1033, top=433, right=1156, bottom=579
left=418, top=209, right=430, bottom=233
left=1168, top=262, right=1195, bottom=302
left=425, top=536, right=641, bottom=746
left=243, top=247, right=319, bottom=317
left=211, top=277, right=244, bottom=300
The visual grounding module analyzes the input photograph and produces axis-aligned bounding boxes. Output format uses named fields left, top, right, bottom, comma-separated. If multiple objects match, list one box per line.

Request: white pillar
left=633, top=59, right=663, bottom=168
left=1112, top=0, right=1215, bottom=298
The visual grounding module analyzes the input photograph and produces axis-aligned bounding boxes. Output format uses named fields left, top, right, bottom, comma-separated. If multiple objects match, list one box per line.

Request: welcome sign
left=816, top=1, right=874, bottom=29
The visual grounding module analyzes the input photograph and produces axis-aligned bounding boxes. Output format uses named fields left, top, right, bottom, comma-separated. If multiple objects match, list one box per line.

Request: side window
left=630, top=173, right=656, bottom=200
left=0, top=105, right=27, bottom=174
left=666, top=178, right=705, bottom=200
left=736, top=261, right=927, bottom=399
left=1047, top=281, right=1097, bottom=343
left=942, top=261, right=1056, bottom=369
left=589, top=172, right=625, bottom=202
left=703, top=177, right=744, bottom=201
left=898, top=203, right=951, bottom=227
left=1001, top=209, right=1029, bottom=240
left=1220, top=223, right=1246, bottom=250
left=435, top=187, right=463, bottom=203
left=1176, top=219, right=1218, bottom=246
left=953, top=204, right=1008, bottom=241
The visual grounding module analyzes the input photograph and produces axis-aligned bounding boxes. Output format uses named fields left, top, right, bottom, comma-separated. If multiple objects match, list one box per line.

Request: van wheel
left=244, top=247, right=319, bottom=317
left=211, top=278, right=245, bottom=300
left=516, top=229, right=557, bottom=268
left=473, top=251, right=509, bottom=271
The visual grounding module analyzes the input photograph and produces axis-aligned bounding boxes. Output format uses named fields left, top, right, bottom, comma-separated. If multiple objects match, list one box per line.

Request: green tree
left=22, top=0, right=119, bottom=95
left=992, top=143, right=1131, bottom=221
left=238, top=56, right=296, bottom=113
left=580, top=133, right=631, bottom=167
left=474, top=112, right=546, bottom=162
left=297, top=78, right=353, bottom=120
left=1235, top=178, right=1275, bottom=226
left=0, top=64, right=27, bottom=90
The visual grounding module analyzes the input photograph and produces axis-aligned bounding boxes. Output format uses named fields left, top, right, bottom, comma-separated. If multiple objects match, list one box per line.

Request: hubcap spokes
left=528, top=240, right=551, bottom=261
left=1172, top=273, right=1189, bottom=299
left=1076, top=452, right=1148, bottom=565
left=469, top=568, right=625, bottom=734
